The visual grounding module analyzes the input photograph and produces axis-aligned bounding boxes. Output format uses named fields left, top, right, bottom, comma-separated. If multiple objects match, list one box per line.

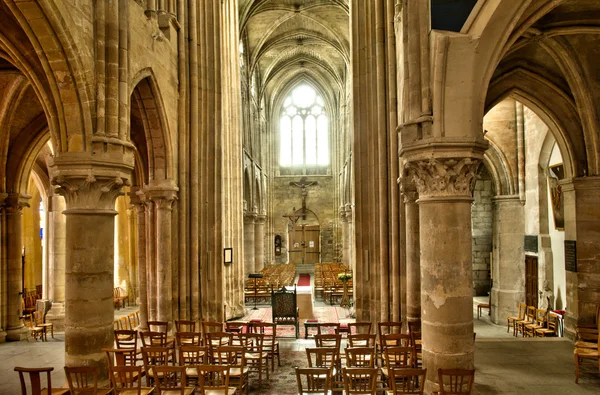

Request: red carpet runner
left=297, top=274, right=310, bottom=286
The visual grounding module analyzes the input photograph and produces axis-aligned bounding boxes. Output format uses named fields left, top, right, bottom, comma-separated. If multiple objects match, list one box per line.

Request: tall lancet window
left=279, top=84, right=329, bottom=175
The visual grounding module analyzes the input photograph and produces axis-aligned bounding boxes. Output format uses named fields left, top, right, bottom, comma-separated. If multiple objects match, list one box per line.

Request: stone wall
left=472, top=166, right=493, bottom=296
left=269, top=175, right=339, bottom=265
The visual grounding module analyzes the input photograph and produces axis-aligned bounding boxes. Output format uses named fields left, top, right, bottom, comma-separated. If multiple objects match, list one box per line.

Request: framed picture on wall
left=547, top=163, right=565, bottom=230
left=224, top=248, right=233, bottom=265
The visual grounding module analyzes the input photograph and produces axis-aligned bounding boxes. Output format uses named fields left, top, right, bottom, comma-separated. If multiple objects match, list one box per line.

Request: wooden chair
left=175, top=319, right=197, bottom=332
left=252, top=322, right=280, bottom=371
left=295, top=367, right=333, bottom=395
left=14, top=367, right=69, bottom=395
left=64, top=366, right=111, bottom=395
left=347, top=334, right=377, bottom=348
left=109, top=365, right=153, bottom=395
left=114, top=330, right=141, bottom=364
left=152, top=365, right=195, bottom=394
left=409, top=331, right=422, bottom=368
left=202, top=321, right=224, bottom=336
left=381, top=347, right=416, bottom=390
left=306, top=347, right=340, bottom=389
left=271, top=285, right=300, bottom=338
left=178, top=345, right=208, bottom=386
left=243, top=332, right=270, bottom=385
left=476, top=293, right=491, bottom=319
left=345, top=347, right=375, bottom=368
left=349, top=322, right=372, bottom=335
left=407, top=321, right=421, bottom=336
left=34, top=310, right=53, bottom=340
left=127, top=313, right=138, bottom=330
left=342, top=367, right=378, bottom=395
left=197, top=365, right=237, bottom=395
left=175, top=331, right=203, bottom=347
left=377, top=322, right=403, bottom=364
left=206, top=331, right=233, bottom=361
left=507, top=303, right=526, bottom=333
left=433, top=368, right=475, bottom=395
left=215, top=345, right=249, bottom=395
left=24, top=315, right=45, bottom=342
left=515, top=305, right=536, bottom=337
left=524, top=309, right=546, bottom=337
left=388, top=368, right=427, bottom=394
left=141, top=346, right=171, bottom=386
left=315, top=334, right=342, bottom=351
left=535, top=313, right=559, bottom=337
left=574, top=346, right=600, bottom=383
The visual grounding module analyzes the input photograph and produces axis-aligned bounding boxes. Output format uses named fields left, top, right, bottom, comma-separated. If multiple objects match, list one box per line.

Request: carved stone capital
left=399, top=177, right=418, bottom=204
left=51, top=174, right=129, bottom=212
left=405, top=157, right=481, bottom=199
left=4, top=193, right=31, bottom=214
left=254, top=214, right=266, bottom=224
left=244, top=211, right=257, bottom=223
left=49, top=150, right=134, bottom=212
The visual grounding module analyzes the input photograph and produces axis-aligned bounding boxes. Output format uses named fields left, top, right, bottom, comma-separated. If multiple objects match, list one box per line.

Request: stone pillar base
left=0, top=330, right=7, bottom=343
left=46, top=302, right=66, bottom=332
left=6, top=326, right=29, bottom=341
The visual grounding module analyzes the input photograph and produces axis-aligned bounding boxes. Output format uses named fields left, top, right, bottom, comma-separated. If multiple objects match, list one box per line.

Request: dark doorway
left=525, top=255, right=538, bottom=308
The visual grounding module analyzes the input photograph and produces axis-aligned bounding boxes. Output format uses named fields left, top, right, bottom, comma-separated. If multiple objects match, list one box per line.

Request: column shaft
left=146, top=201, right=157, bottom=322
left=243, top=214, right=255, bottom=274
left=46, top=195, right=66, bottom=331
left=491, top=196, right=524, bottom=324
left=154, top=197, right=174, bottom=329
left=420, top=198, right=474, bottom=376
left=64, top=211, right=115, bottom=376
left=254, top=215, right=265, bottom=271
left=6, top=194, right=29, bottom=341
left=132, top=197, right=148, bottom=330
left=405, top=194, right=420, bottom=325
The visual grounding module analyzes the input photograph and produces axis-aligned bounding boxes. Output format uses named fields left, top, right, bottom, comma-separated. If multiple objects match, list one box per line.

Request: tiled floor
left=0, top=298, right=598, bottom=394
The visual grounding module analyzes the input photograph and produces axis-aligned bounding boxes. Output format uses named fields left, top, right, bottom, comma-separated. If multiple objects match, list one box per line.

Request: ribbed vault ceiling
left=239, top=0, right=349, bottom=109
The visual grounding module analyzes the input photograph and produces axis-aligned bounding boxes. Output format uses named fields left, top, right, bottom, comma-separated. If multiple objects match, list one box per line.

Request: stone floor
left=0, top=298, right=598, bottom=394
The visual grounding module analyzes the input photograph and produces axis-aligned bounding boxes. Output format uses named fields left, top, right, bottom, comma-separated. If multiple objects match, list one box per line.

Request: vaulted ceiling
left=239, top=0, right=350, bottom=110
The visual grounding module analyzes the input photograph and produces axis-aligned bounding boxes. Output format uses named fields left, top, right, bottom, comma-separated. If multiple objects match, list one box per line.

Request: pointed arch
left=130, top=70, right=174, bottom=183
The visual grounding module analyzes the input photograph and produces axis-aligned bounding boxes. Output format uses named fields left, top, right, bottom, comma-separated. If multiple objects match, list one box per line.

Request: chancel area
left=0, top=1, right=599, bottom=394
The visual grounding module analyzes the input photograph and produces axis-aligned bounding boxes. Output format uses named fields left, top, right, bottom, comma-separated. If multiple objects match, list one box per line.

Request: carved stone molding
left=399, top=177, right=418, bottom=204
left=254, top=214, right=266, bottom=224
left=4, top=193, right=31, bottom=214
left=404, top=157, right=481, bottom=199
left=52, top=174, right=129, bottom=212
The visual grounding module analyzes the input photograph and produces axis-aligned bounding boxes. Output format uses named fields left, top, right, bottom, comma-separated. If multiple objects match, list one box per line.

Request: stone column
left=254, top=213, right=266, bottom=271
left=145, top=199, right=157, bottom=322
left=344, top=204, right=354, bottom=270
left=45, top=194, right=67, bottom=331
left=401, top=183, right=421, bottom=326
left=51, top=165, right=132, bottom=377
left=147, top=188, right=177, bottom=331
left=6, top=194, right=30, bottom=341
left=405, top=156, right=481, bottom=391
left=130, top=192, right=148, bottom=330
left=0, top=193, right=7, bottom=343
left=491, top=195, right=524, bottom=324
left=243, top=212, right=256, bottom=275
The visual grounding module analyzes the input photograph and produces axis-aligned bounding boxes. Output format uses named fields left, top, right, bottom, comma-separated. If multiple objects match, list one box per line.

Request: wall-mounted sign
left=309, top=240, right=314, bottom=248
left=524, top=235, right=538, bottom=253
left=565, top=240, right=577, bottom=272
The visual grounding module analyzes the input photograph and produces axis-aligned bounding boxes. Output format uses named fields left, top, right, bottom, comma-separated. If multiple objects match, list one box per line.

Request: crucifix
left=289, top=177, right=318, bottom=219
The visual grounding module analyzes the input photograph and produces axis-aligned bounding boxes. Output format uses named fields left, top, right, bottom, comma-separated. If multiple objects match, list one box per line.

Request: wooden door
left=525, top=255, right=538, bottom=308
left=288, top=225, right=320, bottom=264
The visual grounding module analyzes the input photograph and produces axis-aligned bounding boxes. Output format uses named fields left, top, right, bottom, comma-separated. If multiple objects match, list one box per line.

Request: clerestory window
left=279, top=84, right=329, bottom=174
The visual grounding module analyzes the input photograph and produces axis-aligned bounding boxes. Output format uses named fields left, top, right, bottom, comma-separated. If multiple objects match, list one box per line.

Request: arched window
left=280, top=85, right=329, bottom=174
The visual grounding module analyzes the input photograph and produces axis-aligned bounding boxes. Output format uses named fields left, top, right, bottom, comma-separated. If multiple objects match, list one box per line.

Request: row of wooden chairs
left=507, top=303, right=559, bottom=337
left=113, top=287, right=128, bottom=310
left=301, top=339, right=473, bottom=394
left=23, top=311, right=54, bottom=342
left=244, top=264, right=296, bottom=303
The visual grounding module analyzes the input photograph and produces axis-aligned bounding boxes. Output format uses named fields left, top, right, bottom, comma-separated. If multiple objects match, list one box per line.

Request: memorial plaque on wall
left=565, top=240, right=577, bottom=272
left=524, top=235, right=538, bottom=253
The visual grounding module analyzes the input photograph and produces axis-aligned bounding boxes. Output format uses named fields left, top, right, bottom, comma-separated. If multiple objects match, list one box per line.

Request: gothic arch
left=130, top=71, right=174, bottom=184
left=3, top=0, right=94, bottom=153
left=243, top=167, right=252, bottom=211
left=486, top=68, right=581, bottom=179
left=254, top=176, right=262, bottom=214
